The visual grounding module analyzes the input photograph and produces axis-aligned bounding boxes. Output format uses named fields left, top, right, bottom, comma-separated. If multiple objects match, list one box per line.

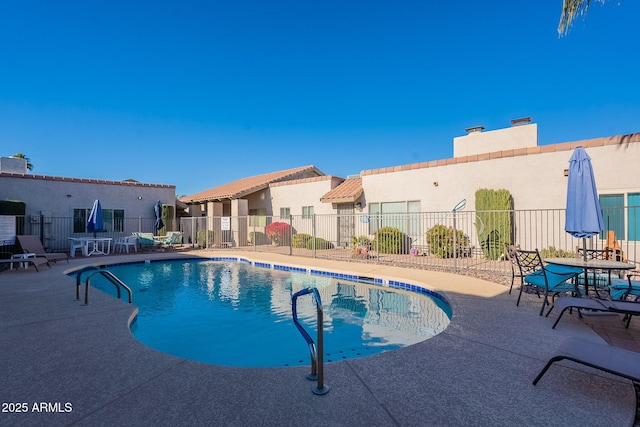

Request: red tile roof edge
left=0, top=172, right=175, bottom=188
left=270, top=175, right=343, bottom=188
left=359, top=133, right=640, bottom=176
left=319, top=177, right=363, bottom=203
left=181, top=165, right=323, bottom=203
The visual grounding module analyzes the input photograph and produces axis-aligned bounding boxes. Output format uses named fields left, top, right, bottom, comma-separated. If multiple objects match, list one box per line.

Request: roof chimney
left=465, top=126, right=485, bottom=134
left=510, top=117, right=532, bottom=126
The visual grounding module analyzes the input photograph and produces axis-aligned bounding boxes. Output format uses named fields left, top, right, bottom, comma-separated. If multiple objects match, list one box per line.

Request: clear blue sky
left=1, top=1, right=639, bottom=196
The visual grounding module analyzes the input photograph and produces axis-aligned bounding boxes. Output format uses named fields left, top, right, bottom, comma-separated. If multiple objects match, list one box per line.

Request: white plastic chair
left=114, top=235, right=138, bottom=253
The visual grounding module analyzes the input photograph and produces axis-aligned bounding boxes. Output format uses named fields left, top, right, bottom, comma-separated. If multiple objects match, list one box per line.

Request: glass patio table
left=544, top=257, right=635, bottom=297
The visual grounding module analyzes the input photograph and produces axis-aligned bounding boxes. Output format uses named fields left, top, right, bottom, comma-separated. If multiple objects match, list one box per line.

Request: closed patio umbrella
left=154, top=200, right=164, bottom=231
left=565, top=147, right=604, bottom=260
left=87, top=199, right=104, bottom=236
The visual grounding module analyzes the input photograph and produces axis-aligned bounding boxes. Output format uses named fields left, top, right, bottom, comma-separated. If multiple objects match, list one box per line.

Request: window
left=599, top=194, right=624, bottom=240
left=114, top=210, right=124, bottom=232
left=302, top=206, right=314, bottom=219
left=72, top=208, right=125, bottom=233
left=280, top=207, right=290, bottom=220
left=249, top=208, right=266, bottom=227
left=368, top=201, right=421, bottom=236
left=73, top=209, right=87, bottom=233
left=627, top=193, right=640, bottom=241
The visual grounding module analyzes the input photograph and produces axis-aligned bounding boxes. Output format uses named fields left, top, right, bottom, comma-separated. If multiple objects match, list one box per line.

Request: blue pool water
left=83, top=258, right=451, bottom=367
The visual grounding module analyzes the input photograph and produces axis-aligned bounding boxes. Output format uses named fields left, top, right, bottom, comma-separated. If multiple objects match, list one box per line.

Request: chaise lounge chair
left=547, top=296, right=640, bottom=329
left=155, top=231, right=183, bottom=250
left=133, top=232, right=163, bottom=251
left=0, top=254, right=50, bottom=272
left=533, top=338, right=640, bottom=385
left=17, top=235, right=69, bottom=264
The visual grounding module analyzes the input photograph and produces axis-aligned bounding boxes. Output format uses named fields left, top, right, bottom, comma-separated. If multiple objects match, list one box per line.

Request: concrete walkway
left=0, top=250, right=637, bottom=426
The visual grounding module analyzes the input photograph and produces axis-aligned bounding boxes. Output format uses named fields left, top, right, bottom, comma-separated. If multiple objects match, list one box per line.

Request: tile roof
left=181, top=165, right=324, bottom=203
left=0, top=172, right=174, bottom=188
left=360, top=132, right=640, bottom=176
left=270, top=174, right=342, bottom=188
left=320, top=177, right=363, bottom=203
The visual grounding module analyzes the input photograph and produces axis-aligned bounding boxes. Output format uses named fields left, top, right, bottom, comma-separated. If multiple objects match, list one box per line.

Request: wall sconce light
left=433, top=182, right=439, bottom=187
left=563, top=169, right=569, bottom=177
left=138, top=196, right=143, bottom=200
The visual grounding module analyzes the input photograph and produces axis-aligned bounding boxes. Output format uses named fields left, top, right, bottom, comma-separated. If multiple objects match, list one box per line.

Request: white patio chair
left=114, top=235, right=138, bottom=253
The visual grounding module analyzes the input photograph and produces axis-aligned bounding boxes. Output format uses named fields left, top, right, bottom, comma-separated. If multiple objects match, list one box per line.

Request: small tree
left=265, top=222, right=291, bottom=246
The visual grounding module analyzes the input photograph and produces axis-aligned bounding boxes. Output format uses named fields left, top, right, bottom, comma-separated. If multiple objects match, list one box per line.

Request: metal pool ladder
left=75, top=265, right=133, bottom=305
left=292, top=287, right=329, bottom=395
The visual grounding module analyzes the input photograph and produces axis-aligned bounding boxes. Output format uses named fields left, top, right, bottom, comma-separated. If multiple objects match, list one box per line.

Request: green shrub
left=197, top=230, right=214, bottom=248
left=158, top=204, right=175, bottom=235
left=305, top=237, right=332, bottom=250
left=248, top=231, right=267, bottom=245
left=426, top=224, right=470, bottom=258
left=292, top=233, right=312, bottom=248
left=539, top=246, right=574, bottom=258
left=350, top=235, right=372, bottom=249
left=373, top=227, right=410, bottom=254
left=475, top=189, right=513, bottom=260
left=480, top=229, right=504, bottom=261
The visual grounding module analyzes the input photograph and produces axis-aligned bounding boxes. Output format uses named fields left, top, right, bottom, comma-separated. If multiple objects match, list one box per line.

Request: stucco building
left=0, top=157, right=176, bottom=251
left=179, top=121, right=640, bottom=249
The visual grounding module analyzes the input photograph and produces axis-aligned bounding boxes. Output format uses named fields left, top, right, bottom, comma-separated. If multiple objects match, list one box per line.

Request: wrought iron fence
left=178, top=207, right=640, bottom=277
left=6, top=215, right=161, bottom=253
left=4, top=207, right=639, bottom=279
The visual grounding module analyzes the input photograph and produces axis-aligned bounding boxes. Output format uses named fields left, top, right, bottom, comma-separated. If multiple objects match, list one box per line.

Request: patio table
left=68, top=237, right=113, bottom=257
left=544, top=257, right=635, bottom=297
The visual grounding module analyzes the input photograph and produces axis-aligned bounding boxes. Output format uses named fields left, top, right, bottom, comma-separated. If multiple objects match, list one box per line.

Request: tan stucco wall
left=361, top=141, right=640, bottom=212
left=0, top=175, right=175, bottom=218
left=0, top=157, right=27, bottom=173
left=453, top=123, right=538, bottom=158
left=359, top=123, right=640, bottom=213
left=270, top=177, right=340, bottom=216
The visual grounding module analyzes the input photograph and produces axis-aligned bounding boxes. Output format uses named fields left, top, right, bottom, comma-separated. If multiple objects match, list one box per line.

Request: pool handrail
left=291, top=287, right=329, bottom=395
left=82, top=268, right=133, bottom=305
left=75, top=265, right=102, bottom=301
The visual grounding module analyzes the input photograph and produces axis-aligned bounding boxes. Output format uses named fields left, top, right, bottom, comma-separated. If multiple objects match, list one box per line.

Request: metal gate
left=336, top=204, right=355, bottom=248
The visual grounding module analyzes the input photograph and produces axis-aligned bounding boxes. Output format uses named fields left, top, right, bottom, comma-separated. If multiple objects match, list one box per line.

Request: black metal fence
left=4, top=207, right=638, bottom=279
left=179, top=207, right=640, bottom=276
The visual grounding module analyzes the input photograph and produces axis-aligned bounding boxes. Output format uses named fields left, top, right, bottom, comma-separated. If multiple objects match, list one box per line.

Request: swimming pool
left=83, top=258, right=451, bottom=367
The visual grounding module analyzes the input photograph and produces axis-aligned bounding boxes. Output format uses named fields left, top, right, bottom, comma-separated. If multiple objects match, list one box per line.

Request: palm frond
left=558, top=0, right=608, bottom=36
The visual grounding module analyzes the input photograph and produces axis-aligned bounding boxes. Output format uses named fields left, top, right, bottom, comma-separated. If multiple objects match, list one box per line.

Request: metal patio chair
left=512, top=248, right=583, bottom=315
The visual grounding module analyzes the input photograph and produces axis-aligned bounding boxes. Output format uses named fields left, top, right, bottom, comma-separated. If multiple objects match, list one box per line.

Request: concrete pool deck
left=1, top=250, right=638, bottom=426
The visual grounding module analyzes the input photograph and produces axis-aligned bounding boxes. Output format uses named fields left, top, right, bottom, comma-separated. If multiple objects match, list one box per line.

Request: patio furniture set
left=1, top=232, right=184, bottom=273
left=504, top=244, right=640, bottom=387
